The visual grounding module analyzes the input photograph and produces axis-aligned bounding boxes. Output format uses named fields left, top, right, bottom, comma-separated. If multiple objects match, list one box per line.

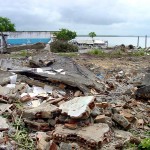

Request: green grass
left=58, top=52, right=78, bottom=57
left=138, top=138, right=150, bottom=150
left=10, top=50, right=29, bottom=58
left=88, top=49, right=105, bottom=56
left=87, top=48, right=150, bottom=58
left=10, top=113, right=35, bottom=150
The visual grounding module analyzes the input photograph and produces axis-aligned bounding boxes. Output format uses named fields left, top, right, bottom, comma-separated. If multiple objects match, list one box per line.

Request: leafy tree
left=54, top=28, right=77, bottom=41
left=0, top=17, right=16, bottom=31
left=89, top=32, right=96, bottom=43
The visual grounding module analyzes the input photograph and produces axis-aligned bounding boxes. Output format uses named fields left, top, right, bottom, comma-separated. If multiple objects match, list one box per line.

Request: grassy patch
left=138, top=138, right=150, bottom=150
left=88, top=49, right=106, bottom=56
left=58, top=52, right=78, bottom=57
left=10, top=50, right=29, bottom=58
left=88, top=48, right=150, bottom=58
left=125, top=142, right=137, bottom=149
left=10, top=114, right=35, bottom=150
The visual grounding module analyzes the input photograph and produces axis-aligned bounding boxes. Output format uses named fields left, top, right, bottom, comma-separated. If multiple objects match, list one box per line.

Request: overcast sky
left=0, top=0, right=150, bottom=35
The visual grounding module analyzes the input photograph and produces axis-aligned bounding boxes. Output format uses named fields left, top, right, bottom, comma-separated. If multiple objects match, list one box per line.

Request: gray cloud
left=0, top=0, right=150, bottom=34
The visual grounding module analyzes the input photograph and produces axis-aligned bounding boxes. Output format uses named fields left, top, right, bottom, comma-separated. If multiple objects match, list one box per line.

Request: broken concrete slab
left=23, top=102, right=59, bottom=119
left=135, top=85, right=150, bottom=99
left=0, top=116, right=9, bottom=131
left=52, top=123, right=111, bottom=149
left=142, top=73, right=150, bottom=86
left=36, top=132, right=51, bottom=150
left=59, top=96, right=95, bottom=119
left=0, top=104, right=13, bottom=115
left=24, top=119, right=51, bottom=131
left=112, top=113, right=130, bottom=129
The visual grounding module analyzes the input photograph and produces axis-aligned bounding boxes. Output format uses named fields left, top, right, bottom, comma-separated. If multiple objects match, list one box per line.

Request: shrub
left=138, top=138, right=150, bottom=150
left=131, top=49, right=145, bottom=56
left=50, top=40, right=78, bottom=53
left=88, top=49, right=105, bottom=56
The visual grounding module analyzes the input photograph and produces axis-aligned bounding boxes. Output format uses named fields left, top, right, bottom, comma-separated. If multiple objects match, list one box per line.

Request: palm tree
left=89, top=32, right=96, bottom=44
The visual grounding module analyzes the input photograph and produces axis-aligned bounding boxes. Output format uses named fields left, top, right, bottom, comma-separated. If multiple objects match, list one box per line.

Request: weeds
left=58, top=52, right=78, bottom=57
left=11, top=50, right=29, bottom=58
left=88, top=48, right=150, bottom=58
left=88, top=49, right=106, bottom=56
left=10, top=113, right=35, bottom=150
left=138, top=138, right=150, bottom=150
left=131, top=49, right=145, bottom=56
left=125, top=142, right=137, bottom=149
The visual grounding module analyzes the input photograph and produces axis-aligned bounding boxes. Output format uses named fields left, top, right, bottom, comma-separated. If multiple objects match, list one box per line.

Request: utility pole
left=145, top=35, right=147, bottom=49
left=137, top=36, right=139, bottom=47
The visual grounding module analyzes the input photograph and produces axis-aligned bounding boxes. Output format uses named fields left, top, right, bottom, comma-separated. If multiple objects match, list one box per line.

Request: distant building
left=3, top=31, right=52, bottom=46
left=70, top=39, right=108, bottom=48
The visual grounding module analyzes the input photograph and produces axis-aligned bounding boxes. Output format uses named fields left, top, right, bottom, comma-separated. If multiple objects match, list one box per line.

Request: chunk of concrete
left=0, top=104, right=13, bottom=115
left=36, top=132, right=50, bottom=150
left=59, top=96, right=95, bottom=119
left=112, top=113, right=130, bottom=129
left=52, top=123, right=111, bottom=149
left=0, top=116, right=9, bottom=131
left=23, top=102, right=59, bottom=119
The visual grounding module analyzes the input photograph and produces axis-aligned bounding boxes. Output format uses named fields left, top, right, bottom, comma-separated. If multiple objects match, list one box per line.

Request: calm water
left=76, top=36, right=150, bottom=48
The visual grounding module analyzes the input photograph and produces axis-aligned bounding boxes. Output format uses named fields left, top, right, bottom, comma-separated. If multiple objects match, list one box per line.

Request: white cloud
left=0, top=0, right=150, bottom=35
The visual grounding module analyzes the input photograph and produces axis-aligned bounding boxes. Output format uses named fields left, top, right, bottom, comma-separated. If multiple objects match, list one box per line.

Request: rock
left=24, top=119, right=51, bottom=131
left=91, top=106, right=101, bottom=117
left=120, top=111, right=135, bottom=122
left=64, top=123, right=78, bottom=130
left=23, top=102, right=59, bottom=119
left=112, top=113, right=130, bottom=129
left=136, top=85, right=150, bottom=99
left=0, top=86, right=12, bottom=96
left=95, top=102, right=110, bottom=109
left=136, top=119, right=144, bottom=129
left=95, top=115, right=112, bottom=127
left=49, top=141, right=58, bottom=150
left=0, top=116, right=9, bottom=131
left=59, top=142, right=80, bottom=150
left=52, top=123, right=112, bottom=149
left=48, top=119, right=56, bottom=127
left=59, top=96, right=95, bottom=119
left=142, top=73, right=150, bottom=86
left=0, top=104, right=13, bottom=115
left=94, top=115, right=106, bottom=123
left=36, top=132, right=50, bottom=150
left=74, top=91, right=82, bottom=97
left=20, top=94, right=31, bottom=102
left=114, top=129, right=133, bottom=140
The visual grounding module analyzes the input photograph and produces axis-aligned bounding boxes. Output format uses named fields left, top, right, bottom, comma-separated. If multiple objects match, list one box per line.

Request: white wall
left=3, top=31, right=51, bottom=39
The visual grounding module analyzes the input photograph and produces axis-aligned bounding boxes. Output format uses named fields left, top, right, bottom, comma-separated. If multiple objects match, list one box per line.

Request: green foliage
left=125, top=142, right=137, bottom=149
left=11, top=50, right=28, bottom=58
left=10, top=115, right=35, bottom=150
left=50, top=40, right=78, bottom=53
left=89, top=32, right=96, bottom=38
left=88, top=49, right=105, bottom=56
left=131, top=49, right=146, bottom=56
left=138, top=138, right=150, bottom=150
left=110, top=49, right=123, bottom=57
left=54, top=28, right=77, bottom=41
left=0, top=17, right=16, bottom=31
left=58, top=52, right=78, bottom=57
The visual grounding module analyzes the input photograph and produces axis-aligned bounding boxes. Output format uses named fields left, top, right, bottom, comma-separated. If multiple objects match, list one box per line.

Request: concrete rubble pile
left=0, top=56, right=149, bottom=150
